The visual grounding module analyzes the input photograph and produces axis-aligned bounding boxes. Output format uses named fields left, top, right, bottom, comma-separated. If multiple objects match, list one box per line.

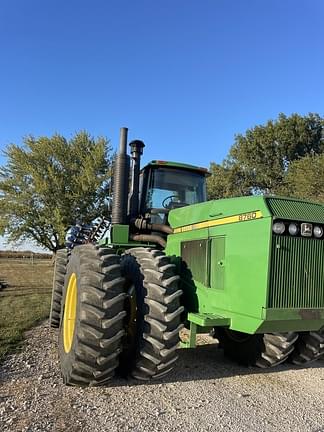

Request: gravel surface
left=0, top=322, right=324, bottom=432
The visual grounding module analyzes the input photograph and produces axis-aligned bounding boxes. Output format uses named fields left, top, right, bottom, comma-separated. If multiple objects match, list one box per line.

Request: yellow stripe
left=173, top=210, right=263, bottom=233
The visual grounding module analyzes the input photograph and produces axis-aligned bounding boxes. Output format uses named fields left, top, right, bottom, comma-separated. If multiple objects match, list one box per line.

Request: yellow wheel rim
left=63, top=273, right=77, bottom=353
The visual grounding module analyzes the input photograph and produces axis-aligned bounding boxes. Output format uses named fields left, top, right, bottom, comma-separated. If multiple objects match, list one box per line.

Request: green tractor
left=51, top=127, right=324, bottom=386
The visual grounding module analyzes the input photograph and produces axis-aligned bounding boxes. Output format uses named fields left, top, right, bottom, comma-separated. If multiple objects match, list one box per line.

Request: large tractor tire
left=59, top=244, right=126, bottom=386
left=120, top=247, right=183, bottom=380
left=49, top=249, right=68, bottom=328
left=290, top=331, right=324, bottom=365
left=218, top=329, right=298, bottom=368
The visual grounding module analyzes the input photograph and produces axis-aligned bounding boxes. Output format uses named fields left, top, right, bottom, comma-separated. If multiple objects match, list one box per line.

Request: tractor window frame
left=140, top=166, right=207, bottom=215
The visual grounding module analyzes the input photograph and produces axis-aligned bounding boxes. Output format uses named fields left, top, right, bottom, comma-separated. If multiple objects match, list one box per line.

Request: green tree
left=207, top=162, right=249, bottom=200
left=208, top=113, right=324, bottom=198
left=0, top=132, right=113, bottom=252
left=278, top=153, right=324, bottom=203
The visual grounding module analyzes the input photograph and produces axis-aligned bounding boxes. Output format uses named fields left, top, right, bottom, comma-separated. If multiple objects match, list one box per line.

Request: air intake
left=266, top=198, right=324, bottom=223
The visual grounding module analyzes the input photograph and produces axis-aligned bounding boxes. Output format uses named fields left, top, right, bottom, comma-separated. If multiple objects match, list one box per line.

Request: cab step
left=180, top=312, right=230, bottom=348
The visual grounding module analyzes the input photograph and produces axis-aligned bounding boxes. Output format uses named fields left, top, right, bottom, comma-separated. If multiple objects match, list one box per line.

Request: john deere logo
left=301, top=223, right=312, bottom=237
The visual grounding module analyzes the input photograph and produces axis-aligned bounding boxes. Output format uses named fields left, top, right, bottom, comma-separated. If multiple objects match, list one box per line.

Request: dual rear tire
left=57, top=245, right=182, bottom=386
left=120, top=247, right=183, bottom=380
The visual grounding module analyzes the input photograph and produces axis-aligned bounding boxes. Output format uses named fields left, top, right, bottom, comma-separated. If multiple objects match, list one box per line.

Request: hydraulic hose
left=132, top=218, right=173, bottom=234
left=130, top=234, right=166, bottom=248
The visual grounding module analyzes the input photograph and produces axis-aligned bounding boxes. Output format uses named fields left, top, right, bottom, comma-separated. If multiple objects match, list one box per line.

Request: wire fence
left=0, top=258, right=53, bottom=298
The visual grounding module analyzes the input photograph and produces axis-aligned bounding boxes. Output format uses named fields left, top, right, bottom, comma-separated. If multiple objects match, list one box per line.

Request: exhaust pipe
left=128, top=139, right=145, bottom=219
left=111, top=128, right=130, bottom=225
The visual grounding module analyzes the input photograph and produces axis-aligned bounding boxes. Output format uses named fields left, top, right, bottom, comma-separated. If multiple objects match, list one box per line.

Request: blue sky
left=0, top=0, right=324, bottom=250
left=1, top=0, right=323, bottom=169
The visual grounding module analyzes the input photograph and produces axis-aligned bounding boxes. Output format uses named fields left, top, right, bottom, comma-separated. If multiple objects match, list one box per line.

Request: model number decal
left=238, top=212, right=257, bottom=222
left=174, top=210, right=263, bottom=233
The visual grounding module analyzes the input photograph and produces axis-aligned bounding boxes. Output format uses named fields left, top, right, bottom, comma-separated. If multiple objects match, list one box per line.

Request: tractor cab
left=139, top=161, right=208, bottom=224
left=109, top=129, right=209, bottom=246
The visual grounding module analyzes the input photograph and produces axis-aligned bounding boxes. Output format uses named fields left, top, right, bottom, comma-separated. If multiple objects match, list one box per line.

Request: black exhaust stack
left=111, top=127, right=130, bottom=225
left=128, top=139, right=145, bottom=219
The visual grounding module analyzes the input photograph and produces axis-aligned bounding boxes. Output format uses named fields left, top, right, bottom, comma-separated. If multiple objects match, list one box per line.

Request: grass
left=0, top=258, right=53, bottom=361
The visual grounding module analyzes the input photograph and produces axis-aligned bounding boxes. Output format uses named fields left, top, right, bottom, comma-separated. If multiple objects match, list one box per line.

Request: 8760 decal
left=238, top=212, right=257, bottom=221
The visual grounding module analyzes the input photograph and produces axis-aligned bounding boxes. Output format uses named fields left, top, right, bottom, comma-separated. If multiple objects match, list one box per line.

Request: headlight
left=288, top=223, right=299, bottom=236
left=273, top=222, right=285, bottom=234
left=313, top=225, right=324, bottom=238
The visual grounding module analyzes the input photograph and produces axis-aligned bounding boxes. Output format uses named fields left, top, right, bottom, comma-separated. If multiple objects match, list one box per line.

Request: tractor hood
left=168, top=195, right=324, bottom=231
left=168, top=196, right=271, bottom=231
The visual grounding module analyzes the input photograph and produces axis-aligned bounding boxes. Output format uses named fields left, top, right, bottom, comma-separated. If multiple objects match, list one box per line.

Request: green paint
left=210, top=237, right=225, bottom=290
left=181, top=313, right=230, bottom=348
left=188, top=312, right=230, bottom=327
left=111, top=224, right=129, bottom=244
left=266, top=196, right=324, bottom=223
left=102, top=192, right=324, bottom=338
left=166, top=195, right=324, bottom=335
left=168, top=195, right=271, bottom=229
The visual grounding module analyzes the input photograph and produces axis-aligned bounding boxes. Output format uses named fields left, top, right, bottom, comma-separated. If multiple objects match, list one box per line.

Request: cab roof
left=142, top=160, right=209, bottom=175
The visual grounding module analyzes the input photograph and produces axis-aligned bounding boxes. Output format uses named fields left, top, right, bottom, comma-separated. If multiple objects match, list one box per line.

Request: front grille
left=268, top=235, right=324, bottom=308
left=266, top=197, right=324, bottom=223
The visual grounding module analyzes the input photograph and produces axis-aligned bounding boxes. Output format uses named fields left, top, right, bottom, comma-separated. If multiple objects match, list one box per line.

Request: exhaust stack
left=111, top=127, right=130, bottom=225
left=128, top=139, right=145, bottom=219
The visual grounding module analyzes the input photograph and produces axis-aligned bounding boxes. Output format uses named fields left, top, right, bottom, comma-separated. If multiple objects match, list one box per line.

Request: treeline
left=0, top=251, right=52, bottom=259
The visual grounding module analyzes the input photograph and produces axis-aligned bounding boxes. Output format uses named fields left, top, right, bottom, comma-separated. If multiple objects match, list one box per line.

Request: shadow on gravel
left=1, top=332, right=323, bottom=388
left=106, top=344, right=324, bottom=388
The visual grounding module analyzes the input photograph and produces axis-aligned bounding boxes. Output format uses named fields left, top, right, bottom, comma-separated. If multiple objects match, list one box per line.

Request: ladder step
left=188, top=312, right=230, bottom=327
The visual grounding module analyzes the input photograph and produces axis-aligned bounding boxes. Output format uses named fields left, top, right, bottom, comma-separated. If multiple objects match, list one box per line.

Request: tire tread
left=59, top=244, right=126, bottom=386
left=121, top=247, right=183, bottom=380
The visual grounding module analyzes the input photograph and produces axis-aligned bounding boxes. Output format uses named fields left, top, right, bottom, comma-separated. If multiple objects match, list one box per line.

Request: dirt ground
left=0, top=322, right=323, bottom=432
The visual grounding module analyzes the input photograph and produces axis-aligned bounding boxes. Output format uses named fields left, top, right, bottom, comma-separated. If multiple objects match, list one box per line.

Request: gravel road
left=0, top=322, right=323, bottom=432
